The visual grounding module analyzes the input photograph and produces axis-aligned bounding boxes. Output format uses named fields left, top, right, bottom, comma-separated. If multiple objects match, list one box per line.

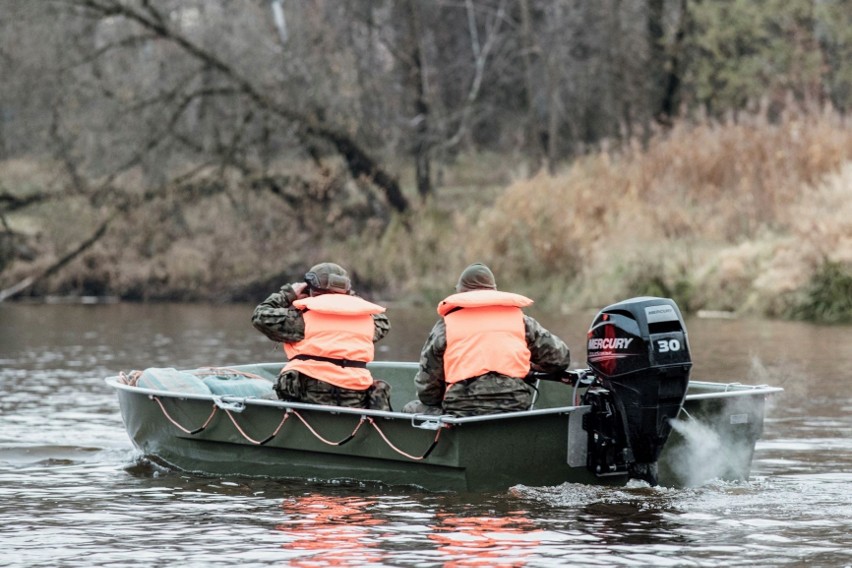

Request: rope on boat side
left=150, top=394, right=442, bottom=459
left=151, top=396, right=219, bottom=435
left=367, top=417, right=443, bottom=461
left=290, top=410, right=366, bottom=446
left=223, top=408, right=440, bottom=456
left=223, top=409, right=290, bottom=445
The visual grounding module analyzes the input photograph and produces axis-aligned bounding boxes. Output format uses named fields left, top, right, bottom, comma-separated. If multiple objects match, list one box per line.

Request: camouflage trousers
left=403, top=374, right=534, bottom=417
left=274, top=370, right=392, bottom=411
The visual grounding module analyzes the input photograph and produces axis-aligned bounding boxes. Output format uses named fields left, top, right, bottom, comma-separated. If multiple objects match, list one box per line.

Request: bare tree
left=62, top=0, right=410, bottom=213
left=3, top=0, right=848, bottom=300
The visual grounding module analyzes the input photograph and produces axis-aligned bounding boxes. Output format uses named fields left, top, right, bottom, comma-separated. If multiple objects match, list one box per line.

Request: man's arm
left=251, top=283, right=306, bottom=343
left=413, top=319, right=447, bottom=406
left=372, top=312, right=391, bottom=343
left=524, top=316, right=572, bottom=372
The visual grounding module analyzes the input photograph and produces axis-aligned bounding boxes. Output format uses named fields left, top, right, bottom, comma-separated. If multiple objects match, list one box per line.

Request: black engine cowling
left=582, top=296, right=691, bottom=484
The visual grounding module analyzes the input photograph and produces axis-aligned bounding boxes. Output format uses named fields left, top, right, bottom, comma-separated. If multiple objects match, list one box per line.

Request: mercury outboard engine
left=582, top=297, right=691, bottom=485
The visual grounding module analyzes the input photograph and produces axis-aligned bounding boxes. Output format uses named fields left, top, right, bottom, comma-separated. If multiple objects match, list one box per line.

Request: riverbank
left=2, top=110, right=851, bottom=322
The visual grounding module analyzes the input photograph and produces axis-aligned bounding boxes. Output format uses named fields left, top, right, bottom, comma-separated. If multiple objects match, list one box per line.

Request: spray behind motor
left=582, top=297, right=691, bottom=484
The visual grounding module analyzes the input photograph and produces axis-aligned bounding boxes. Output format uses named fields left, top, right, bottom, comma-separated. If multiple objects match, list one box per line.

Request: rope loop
left=223, top=409, right=290, bottom=445
left=151, top=395, right=218, bottom=435
left=290, top=410, right=366, bottom=446
left=367, top=417, right=444, bottom=461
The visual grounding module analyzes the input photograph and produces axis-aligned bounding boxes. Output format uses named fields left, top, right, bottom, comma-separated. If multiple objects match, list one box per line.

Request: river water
left=1, top=302, right=850, bottom=567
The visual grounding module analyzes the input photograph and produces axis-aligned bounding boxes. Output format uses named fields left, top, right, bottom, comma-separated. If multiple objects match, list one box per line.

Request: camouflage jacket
left=414, top=315, right=571, bottom=416
left=251, top=283, right=391, bottom=344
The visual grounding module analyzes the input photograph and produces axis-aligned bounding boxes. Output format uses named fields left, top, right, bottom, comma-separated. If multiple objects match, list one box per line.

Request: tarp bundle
left=195, top=369, right=276, bottom=400
left=134, top=367, right=276, bottom=399
left=136, top=367, right=211, bottom=394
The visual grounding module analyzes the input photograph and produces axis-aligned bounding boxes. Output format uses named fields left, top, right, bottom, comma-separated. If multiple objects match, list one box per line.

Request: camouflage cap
left=305, top=262, right=351, bottom=294
left=456, top=263, right=497, bottom=292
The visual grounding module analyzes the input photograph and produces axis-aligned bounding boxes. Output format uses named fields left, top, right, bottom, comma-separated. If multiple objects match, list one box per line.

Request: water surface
left=1, top=303, right=850, bottom=566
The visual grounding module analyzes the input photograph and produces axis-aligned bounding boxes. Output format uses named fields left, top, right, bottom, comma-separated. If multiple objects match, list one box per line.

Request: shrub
left=789, top=260, right=852, bottom=323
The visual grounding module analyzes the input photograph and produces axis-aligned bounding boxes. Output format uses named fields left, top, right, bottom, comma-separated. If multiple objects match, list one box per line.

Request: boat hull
left=109, top=362, right=781, bottom=491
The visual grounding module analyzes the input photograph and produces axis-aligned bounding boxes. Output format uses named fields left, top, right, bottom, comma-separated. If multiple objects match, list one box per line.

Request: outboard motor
left=582, top=297, right=691, bottom=485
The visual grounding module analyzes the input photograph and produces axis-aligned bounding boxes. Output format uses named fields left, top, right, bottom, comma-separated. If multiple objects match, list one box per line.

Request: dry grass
left=447, top=107, right=852, bottom=316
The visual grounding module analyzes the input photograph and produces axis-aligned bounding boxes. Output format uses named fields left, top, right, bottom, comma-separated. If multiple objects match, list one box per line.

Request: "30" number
left=657, top=339, right=681, bottom=352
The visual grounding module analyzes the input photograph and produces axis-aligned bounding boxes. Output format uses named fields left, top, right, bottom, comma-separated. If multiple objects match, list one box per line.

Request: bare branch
left=0, top=190, right=58, bottom=213
left=442, top=0, right=507, bottom=150
left=67, top=0, right=410, bottom=213
left=465, top=0, right=481, bottom=57
left=271, top=0, right=288, bottom=45
left=67, top=33, right=158, bottom=70
left=0, top=214, right=113, bottom=302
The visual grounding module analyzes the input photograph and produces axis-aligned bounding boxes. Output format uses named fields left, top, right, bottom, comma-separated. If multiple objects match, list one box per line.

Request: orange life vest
left=438, top=290, right=533, bottom=385
left=282, top=294, right=385, bottom=390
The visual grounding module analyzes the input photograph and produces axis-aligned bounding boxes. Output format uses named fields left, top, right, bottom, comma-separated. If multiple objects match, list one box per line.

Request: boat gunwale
left=104, top=375, right=583, bottom=425
left=104, top=374, right=783, bottom=426
left=684, top=380, right=784, bottom=399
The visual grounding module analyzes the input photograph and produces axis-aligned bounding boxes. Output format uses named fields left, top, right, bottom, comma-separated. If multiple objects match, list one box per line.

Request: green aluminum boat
left=107, top=297, right=783, bottom=491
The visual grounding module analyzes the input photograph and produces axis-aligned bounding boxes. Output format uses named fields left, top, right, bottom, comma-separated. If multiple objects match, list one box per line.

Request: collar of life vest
left=438, top=289, right=534, bottom=316
left=293, top=294, right=385, bottom=316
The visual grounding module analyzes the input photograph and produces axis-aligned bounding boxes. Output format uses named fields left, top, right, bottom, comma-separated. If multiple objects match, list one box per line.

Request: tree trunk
left=405, top=0, right=432, bottom=201
left=519, top=0, right=544, bottom=171
left=649, top=0, right=688, bottom=124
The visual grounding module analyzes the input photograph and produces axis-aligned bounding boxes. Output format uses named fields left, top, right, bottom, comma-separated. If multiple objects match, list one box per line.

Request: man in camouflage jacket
left=251, top=262, right=392, bottom=410
left=404, top=263, right=571, bottom=417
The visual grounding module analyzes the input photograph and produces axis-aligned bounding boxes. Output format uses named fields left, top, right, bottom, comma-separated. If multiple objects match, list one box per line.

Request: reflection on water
left=275, top=492, right=550, bottom=567
left=429, top=512, right=542, bottom=567
left=277, top=495, right=386, bottom=566
left=1, top=302, right=852, bottom=566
